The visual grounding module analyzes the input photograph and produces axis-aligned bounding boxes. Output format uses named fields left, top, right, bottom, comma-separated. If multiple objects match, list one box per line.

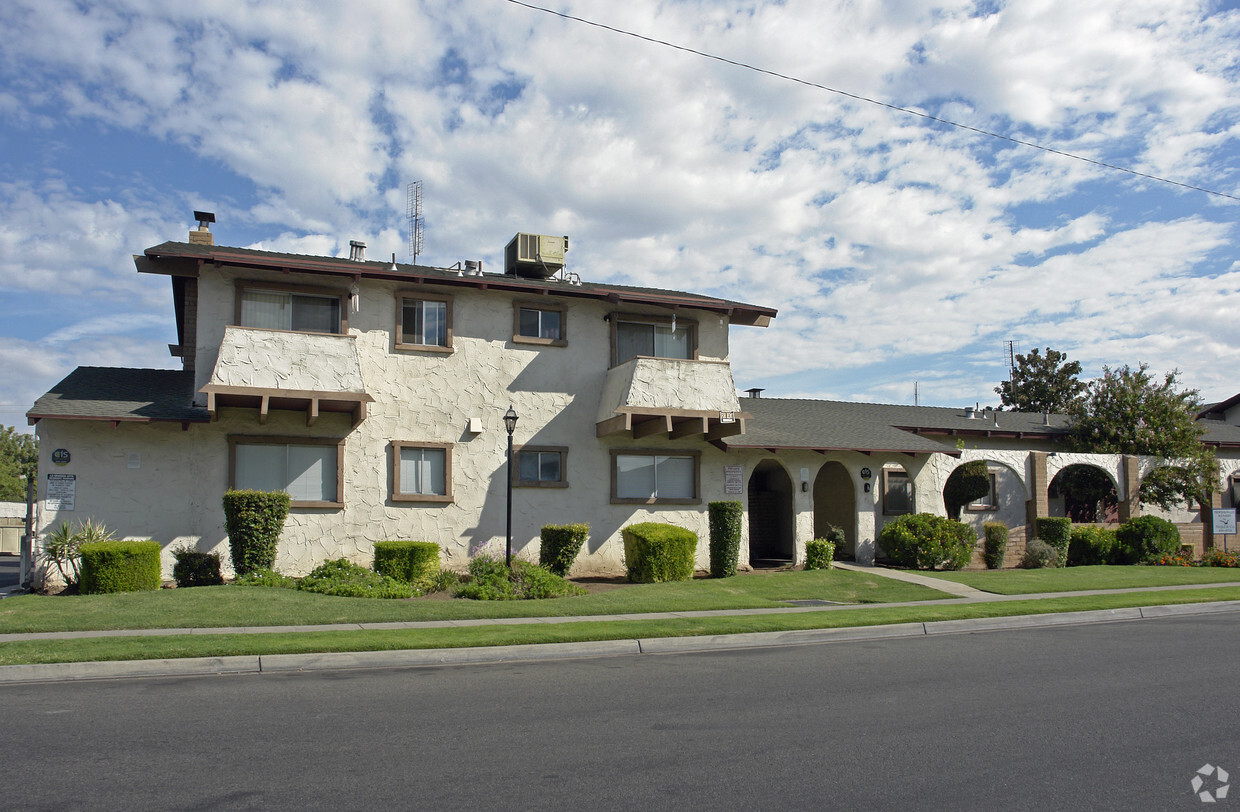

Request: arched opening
left=1049, top=464, right=1118, bottom=523
left=748, top=459, right=795, bottom=567
left=813, top=461, right=855, bottom=560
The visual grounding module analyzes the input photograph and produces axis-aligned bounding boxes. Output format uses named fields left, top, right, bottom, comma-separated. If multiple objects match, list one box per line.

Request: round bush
left=1067, top=525, right=1116, bottom=566
left=172, top=547, right=224, bottom=587
left=374, top=541, right=440, bottom=587
left=804, top=539, right=835, bottom=570
left=1114, top=515, right=1180, bottom=564
left=1022, top=538, right=1059, bottom=569
left=878, top=513, right=976, bottom=571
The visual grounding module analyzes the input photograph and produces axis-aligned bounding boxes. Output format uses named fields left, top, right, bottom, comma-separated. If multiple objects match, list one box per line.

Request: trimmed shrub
left=79, top=540, right=162, bottom=594
left=622, top=522, right=697, bottom=583
left=539, top=524, right=589, bottom=577
left=222, top=490, right=290, bottom=576
left=374, top=541, right=440, bottom=588
left=877, top=513, right=976, bottom=571
left=1114, top=515, right=1181, bottom=565
left=171, top=545, right=224, bottom=587
left=1202, top=547, right=1240, bottom=568
left=708, top=501, right=743, bottom=578
left=1034, top=518, right=1072, bottom=567
left=1067, top=525, right=1117, bottom=566
left=1021, top=538, right=1059, bottom=569
left=944, top=461, right=991, bottom=520
left=297, top=558, right=414, bottom=599
left=982, top=522, right=1008, bottom=569
left=804, top=539, right=835, bottom=570
left=455, top=556, right=586, bottom=600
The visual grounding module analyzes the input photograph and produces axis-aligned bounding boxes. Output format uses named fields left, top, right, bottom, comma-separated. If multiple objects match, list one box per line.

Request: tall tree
left=995, top=347, right=1086, bottom=413
left=1067, top=364, right=1216, bottom=510
left=0, top=425, right=38, bottom=502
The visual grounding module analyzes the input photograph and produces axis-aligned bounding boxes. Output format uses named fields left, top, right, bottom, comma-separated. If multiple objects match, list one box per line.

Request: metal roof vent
left=746, top=388, right=764, bottom=399
left=964, top=405, right=976, bottom=419
left=349, top=240, right=366, bottom=262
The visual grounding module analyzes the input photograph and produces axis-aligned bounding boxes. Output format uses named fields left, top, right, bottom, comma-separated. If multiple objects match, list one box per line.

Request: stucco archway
left=813, top=461, right=855, bottom=560
left=1049, top=464, right=1118, bottom=523
left=748, top=459, right=795, bottom=566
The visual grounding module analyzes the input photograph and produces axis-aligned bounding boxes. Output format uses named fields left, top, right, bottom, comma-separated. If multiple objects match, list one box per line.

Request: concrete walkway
left=1, top=568, right=1239, bottom=684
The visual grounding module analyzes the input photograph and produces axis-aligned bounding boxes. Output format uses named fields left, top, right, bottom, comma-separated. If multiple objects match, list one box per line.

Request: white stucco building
left=26, top=217, right=1240, bottom=579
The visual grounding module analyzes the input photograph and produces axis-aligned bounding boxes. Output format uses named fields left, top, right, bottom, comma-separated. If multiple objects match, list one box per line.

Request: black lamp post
left=503, top=406, right=519, bottom=566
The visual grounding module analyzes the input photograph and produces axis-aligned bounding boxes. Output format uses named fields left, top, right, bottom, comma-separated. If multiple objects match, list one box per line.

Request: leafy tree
left=1067, top=364, right=1216, bottom=510
left=943, top=460, right=990, bottom=520
left=995, top=347, right=1086, bottom=413
left=0, top=425, right=38, bottom=501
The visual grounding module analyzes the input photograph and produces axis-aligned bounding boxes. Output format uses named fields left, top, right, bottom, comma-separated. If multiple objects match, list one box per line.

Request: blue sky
left=1, top=0, right=1238, bottom=431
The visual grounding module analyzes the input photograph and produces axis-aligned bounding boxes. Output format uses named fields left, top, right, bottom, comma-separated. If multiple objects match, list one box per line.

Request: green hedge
left=171, top=547, right=224, bottom=587
left=878, top=513, right=975, bottom=571
left=539, top=524, right=589, bottom=577
left=373, top=541, right=440, bottom=587
left=1114, top=515, right=1180, bottom=565
left=80, top=540, right=162, bottom=594
left=622, top=522, right=697, bottom=583
left=982, top=522, right=1008, bottom=569
left=804, top=539, right=835, bottom=570
left=708, top=501, right=743, bottom=578
left=1035, top=517, right=1072, bottom=567
left=1067, top=525, right=1117, bottom=566
left=223, top=490, right=290, bottom=576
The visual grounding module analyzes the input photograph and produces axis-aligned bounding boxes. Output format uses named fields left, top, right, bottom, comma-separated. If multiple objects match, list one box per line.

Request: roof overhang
left=200, top=385, right=373, bottom=428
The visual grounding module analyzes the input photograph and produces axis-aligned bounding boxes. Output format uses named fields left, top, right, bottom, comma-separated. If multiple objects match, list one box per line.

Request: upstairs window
left=397, top=293, right=452, bottom=351
left=613, top=317, right=696, bottom=365
left=238, top=286, right=343, bottom=333
left=514, top=302, right=567, bottom=346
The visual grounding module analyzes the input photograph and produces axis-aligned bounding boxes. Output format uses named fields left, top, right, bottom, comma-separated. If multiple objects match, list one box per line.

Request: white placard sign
left=46, top=474, right=76, bottom=511
left=1213, top=508, right=1236, bottom=535
left=724, top=465, right=744, bottom=495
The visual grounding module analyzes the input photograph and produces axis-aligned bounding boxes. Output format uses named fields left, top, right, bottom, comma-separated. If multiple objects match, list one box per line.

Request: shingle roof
left=723, top=398, right=1069, bottom=454
left=139, top=241, right=777, bottom=326
left=27, top=367, right=209, bottom=424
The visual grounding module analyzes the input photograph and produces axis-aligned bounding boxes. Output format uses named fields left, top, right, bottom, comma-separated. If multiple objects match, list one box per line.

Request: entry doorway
left=813, top=461, right=856, bottom=560
left=748, top=460, right=794, bottom=567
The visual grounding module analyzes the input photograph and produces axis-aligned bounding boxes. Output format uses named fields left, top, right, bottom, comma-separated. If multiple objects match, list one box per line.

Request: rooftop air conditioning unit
left=505, top=233, right=568, bottom=278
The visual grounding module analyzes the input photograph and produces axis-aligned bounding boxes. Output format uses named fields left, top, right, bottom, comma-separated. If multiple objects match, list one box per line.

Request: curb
left=1, top=600, right=1237, bottom=685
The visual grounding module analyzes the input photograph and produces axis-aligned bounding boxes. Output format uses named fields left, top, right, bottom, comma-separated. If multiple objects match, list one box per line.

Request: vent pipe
left=349, top=240, right=366, bottom=262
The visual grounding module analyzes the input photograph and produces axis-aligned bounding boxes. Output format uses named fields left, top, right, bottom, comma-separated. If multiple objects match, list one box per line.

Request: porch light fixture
left=504, top=406, right=519, bottom=565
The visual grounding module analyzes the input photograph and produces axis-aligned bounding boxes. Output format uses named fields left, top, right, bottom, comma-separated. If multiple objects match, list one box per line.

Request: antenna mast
left=406, top=181, right=424, bottom=263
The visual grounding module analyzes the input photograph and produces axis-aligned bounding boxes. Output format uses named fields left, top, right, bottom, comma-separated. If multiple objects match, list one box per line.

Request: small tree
left=1068, top=364, right=1217, bottom=511
left=0, top=425, right=38, bottom=502
left=995, top=347, right=1085, bottom=413
left=943, top=461, right=990, bottom=520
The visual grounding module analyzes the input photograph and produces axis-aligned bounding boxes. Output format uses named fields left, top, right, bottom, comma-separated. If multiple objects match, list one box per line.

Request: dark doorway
left=1049, top=464, right=1118, bottom=523
left=813, top=461, right=856, bottom=560
left=748, top=460, right=795, bottom=567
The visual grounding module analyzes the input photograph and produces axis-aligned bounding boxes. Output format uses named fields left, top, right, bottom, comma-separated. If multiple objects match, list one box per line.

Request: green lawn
left=3, top=586, right=1238, bottom=666
left=913, top=565, right=1240, bottom=595
left=0, top=568, right=947, bottom=634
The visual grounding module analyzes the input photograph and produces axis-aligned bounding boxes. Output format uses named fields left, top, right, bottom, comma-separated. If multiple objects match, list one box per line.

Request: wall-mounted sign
left=860, top=467, right=872, bottom=480
left=46, top=474, right=76, bottom=511
left=1213, top=508, right=1236, bottom=536
left=719, top=411, right=736, bottom=424
left=51, top=448, right=70, bottom=465
left=724, top=465, right=744, bottom=495
left=126, top=452, right=141, bottom=470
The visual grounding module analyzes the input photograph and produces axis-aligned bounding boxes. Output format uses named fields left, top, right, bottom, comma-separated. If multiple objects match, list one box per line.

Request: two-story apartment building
left=27, top=215, right=1240, bottom=579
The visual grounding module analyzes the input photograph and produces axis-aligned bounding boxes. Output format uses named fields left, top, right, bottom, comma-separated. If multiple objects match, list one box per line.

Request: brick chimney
left=189, top=210, right=215, bottom=246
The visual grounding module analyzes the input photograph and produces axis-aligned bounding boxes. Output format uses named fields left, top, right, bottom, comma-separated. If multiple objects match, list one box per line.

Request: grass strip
left=913, top=565, right=1240, bottom=594
left=0, top=569, right=945, bottom=634
left=3, top=587, right=1238, bottom=666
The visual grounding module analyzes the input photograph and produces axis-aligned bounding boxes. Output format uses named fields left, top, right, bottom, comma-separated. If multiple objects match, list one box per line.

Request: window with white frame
left=614, top=318, right=695, bottom=365
left=514, top=447, right=567, bottom=488
left=397, top=294, right=452, bottom=350
left=612, top=451, right=699, bottom=503
left=392, top=442, right=452, bottom=502
left=882, top=468, right=914, bottom=515
left=231, top=437, right=341, bottom=506
left=239, top=288, right=342, bottom=333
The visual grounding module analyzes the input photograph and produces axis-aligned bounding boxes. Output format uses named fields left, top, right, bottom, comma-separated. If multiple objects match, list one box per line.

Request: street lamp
left=503, top=406, right=518, bottom=566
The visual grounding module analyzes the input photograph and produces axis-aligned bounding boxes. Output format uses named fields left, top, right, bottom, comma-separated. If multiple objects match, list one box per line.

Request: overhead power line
left=506, top=0, right=1239, bottom=202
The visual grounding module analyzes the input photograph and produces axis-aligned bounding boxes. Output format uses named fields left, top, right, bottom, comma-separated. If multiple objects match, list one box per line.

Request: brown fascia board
left=724, top=442, right=960, bottom=458
left=895, top=425, right=1065, bottom=442
left=137, top=244, right=777, bottom=326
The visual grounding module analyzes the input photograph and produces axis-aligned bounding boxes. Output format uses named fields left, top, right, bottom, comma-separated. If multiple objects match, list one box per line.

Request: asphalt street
left=1, top=613, right=1236, bottom=810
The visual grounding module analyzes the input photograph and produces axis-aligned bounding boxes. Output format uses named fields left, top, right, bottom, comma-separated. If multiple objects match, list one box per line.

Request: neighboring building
left=26, top=216, right=1240, bottom=580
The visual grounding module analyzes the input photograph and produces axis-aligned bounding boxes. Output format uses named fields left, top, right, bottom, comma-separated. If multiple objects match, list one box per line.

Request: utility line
left=506, top=0, right=1239, bottom=202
